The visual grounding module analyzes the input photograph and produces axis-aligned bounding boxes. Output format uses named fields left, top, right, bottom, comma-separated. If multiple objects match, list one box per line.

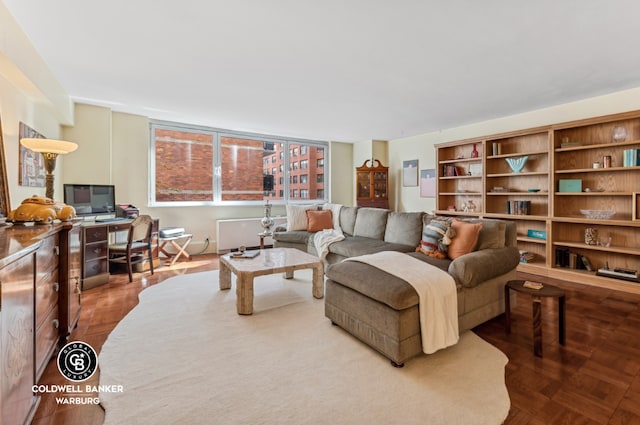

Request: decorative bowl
left=580, top=209, right=616, bottom=220
left=505, top=156, right=528, bottom=173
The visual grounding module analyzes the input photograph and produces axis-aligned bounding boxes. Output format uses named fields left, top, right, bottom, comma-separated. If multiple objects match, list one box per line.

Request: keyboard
left=95, top=217, right=126, bottom=223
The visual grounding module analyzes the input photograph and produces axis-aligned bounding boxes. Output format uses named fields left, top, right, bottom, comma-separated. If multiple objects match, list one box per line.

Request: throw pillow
left=286, top=204, right=317, bottom=231
left=322, top=203, right=343, bottom=231
left=306, top=210, right=333, bottom=232
left=417, top=218, right=454, bottom=259
left=448, top=219, right=483, bottom=260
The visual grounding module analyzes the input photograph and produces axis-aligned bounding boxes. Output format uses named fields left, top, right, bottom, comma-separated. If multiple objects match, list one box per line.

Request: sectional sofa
left=273, top=206, right=520, bottom=366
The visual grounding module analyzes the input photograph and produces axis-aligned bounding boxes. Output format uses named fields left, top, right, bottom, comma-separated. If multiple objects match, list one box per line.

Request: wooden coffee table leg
left=532, top=296, right=542, bottom=357
left=312, top=264, right=324, bottom=299
left=236, top=273, right=254, bottom=315
left=219, top=262, right=231, bottom=290
left=284, top=270, right=294, bottom=279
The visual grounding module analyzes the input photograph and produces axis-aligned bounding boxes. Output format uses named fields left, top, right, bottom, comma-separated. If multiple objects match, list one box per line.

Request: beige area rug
left=99, top=270, right=510, bottom=425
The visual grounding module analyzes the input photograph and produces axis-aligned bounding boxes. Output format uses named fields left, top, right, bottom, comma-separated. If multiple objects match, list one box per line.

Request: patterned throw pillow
left=416, top=218, right=454, bottom=259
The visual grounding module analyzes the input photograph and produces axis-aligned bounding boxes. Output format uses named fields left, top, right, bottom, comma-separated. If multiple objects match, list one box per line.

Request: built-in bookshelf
left=436, top=110, right=640, bottom=294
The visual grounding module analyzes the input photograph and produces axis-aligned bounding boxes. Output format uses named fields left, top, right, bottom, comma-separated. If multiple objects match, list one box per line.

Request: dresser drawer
left=85, top=259, right=108, bottom=278
left=85, top=226, right=108, bottom=243
left=35, top=305, right=59, bottom=380
left=36, top=234, right=59, bottom=277
left=35, top=269, right=59, bottom=328
left=84, top=242, right=108, bottom=261
left=109, top=223, right=130, bottom=232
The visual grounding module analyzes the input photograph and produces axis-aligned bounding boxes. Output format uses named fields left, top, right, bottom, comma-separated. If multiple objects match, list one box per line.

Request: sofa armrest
left=448, top=247, right=520, bottom=288
left=274, top=224, right=287, bottom=232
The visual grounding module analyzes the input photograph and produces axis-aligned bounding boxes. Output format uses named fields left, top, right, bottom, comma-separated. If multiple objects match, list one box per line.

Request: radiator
left=216, top=217, right=287, bottom=254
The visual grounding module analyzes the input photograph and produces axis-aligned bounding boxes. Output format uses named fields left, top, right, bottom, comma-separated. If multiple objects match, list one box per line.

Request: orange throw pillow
left=448, top=219, right=482, bottom=259
left=306, top=210, right=333, bottom=232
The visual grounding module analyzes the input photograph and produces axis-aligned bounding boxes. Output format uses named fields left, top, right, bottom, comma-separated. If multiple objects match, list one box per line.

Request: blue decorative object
left=505, top=156, right=528, bottom=173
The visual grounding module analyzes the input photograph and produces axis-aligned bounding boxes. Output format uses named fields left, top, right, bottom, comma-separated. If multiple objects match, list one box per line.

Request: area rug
left=99, top=270, right=510, bottom=425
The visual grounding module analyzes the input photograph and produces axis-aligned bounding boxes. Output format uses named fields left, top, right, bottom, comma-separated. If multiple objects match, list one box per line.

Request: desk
left=159, top=233, right=192, bottom=266
left=80, top=219, right=159, bottom=289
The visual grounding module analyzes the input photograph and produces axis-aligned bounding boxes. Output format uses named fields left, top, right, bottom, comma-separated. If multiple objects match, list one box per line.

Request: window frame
left=150, top=120, right=329, bottom=206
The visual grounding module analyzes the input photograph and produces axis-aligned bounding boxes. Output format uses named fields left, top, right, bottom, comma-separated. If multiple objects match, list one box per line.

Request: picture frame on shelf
left=469, top=163, right=482, bottom=176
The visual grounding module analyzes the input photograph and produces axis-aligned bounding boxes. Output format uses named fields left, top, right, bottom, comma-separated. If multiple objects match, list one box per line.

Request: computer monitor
left=63, top=184, right=116, bottom=216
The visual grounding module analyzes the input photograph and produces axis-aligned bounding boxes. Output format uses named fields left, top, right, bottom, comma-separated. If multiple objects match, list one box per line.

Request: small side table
left=159, top=233, right=193, bottom=266
left=505, top=280, right=566, bottom=357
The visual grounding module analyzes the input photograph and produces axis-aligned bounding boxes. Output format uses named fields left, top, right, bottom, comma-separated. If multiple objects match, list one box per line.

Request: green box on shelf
left=558, top=179, right=582, bottom=192
left=527, top=229, right=547, bottom=240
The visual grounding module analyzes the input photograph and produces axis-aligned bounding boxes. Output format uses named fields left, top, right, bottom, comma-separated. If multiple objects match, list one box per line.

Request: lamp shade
left=20, top=138, right=78, bottom=154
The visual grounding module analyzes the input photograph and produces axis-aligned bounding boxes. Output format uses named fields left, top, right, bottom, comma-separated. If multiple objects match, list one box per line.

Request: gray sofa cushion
left=325, top=252, right=451, bottom=310
left=466, top=218, right=506, bottom=250
left=353, top=208, right=389, bottom=240
left=384, top=211, right=424, bottom=247
left=272, top=230, right=311, bottom=245
left=328, top=236, right=415, bottom=258
left=339, top=206, right=359, bottom=236
left=448, top=246, right=520, bottom=287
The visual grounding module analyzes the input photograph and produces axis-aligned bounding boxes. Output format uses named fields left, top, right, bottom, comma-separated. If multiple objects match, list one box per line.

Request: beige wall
left=60, top=103, right=354, bottom=253
left=388, top=87, right=640, bottom=212
left=0, top=3, right=72, bottom=210
left=329, top=141, right=354, bottom=206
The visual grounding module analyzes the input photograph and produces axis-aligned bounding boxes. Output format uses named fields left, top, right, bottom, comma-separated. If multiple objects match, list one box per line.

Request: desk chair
left=108, top=215, right=155, bottom=282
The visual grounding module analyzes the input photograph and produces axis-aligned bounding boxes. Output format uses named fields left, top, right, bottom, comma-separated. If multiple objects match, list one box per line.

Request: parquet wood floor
left=31, top=258, right=640, bottom=425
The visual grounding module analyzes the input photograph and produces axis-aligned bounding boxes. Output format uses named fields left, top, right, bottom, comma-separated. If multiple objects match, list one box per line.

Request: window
left=151, top=121, right=328, bottom=205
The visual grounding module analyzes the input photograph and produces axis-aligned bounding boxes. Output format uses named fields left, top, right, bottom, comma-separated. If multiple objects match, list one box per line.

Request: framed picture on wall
left=402, top=159, right=418, bottom=187
left=0, top=115, right=11, bottom=217
left=18, top=121, right=46, bottom=187
left=420, top=169, right=436, bottom=198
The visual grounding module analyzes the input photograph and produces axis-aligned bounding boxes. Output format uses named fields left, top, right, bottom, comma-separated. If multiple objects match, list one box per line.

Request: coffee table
left=219, top=248, right=324, bottom=315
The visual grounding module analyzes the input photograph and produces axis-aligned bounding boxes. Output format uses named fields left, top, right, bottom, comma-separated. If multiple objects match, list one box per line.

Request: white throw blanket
left=314, top=229, right=345, bottom=260
left=345, top=251, right=459, bottom=354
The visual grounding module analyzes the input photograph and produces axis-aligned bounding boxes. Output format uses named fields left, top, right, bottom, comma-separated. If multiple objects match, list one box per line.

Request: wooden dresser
left=0, top=221, right=82, bottom=425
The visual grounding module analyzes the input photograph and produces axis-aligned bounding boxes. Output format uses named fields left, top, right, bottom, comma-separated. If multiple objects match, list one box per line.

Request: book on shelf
left=554, top=248, right=590, bottom=271
left=623, top=149, right=640, bottom=167
left=519, top=250, right=535, bottom=263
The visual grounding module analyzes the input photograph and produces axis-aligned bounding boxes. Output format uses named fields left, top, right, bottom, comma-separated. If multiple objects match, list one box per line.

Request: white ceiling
left=4, top=0, right=640, bottom=142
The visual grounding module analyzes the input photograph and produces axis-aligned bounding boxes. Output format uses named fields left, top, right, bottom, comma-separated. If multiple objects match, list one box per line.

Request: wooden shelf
left=487, top=150, right=548, bottom=159
left=487, top=171, right=548, bottom=178
left=436, top=109, right=640, bottom=294
left=553, top=241, right=640, bottom=256
left=556, top=166, right=640, bottom=174
left=554, top=139, right=640, bottom=152
left=487, top=191, right=548, bottom=196
left=517, top=236, right=547, bottom=244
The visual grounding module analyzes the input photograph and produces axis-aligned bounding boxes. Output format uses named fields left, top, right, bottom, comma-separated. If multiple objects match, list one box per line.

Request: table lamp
left=20, top=138, right=78, bottom=200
